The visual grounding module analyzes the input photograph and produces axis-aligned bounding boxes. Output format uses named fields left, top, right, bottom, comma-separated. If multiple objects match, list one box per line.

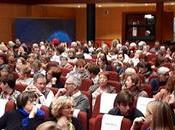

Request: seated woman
left=16, top=64, right=33, bottom=86
left=59, top=55, right=73, bottom=70
left=130, top=100, right=174, bottom=130
left=0, top=64, right=10, bottom=80
left=122, top=74, right=148, bottom=98
left=46, top=67, right=64, bottom=89
left=154, top=75, right=175, bottom=103
left=51, top=96, right=83, bottom=130
left=96, top=53, right=113, bottom=71
left=0, top=91, right=45, bottom=130
left=0, top=76, right=20, bottom=103
left=89, top=73, right=116, bottom=108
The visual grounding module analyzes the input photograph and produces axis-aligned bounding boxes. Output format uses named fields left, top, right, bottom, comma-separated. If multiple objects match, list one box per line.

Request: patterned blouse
left=0, top=90, right=21, bottom=103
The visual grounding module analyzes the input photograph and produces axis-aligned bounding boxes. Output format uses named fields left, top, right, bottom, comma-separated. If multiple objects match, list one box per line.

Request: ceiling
left=0, top=0, right=175, bottom=5
left=38, top=2, right=175, bottom=8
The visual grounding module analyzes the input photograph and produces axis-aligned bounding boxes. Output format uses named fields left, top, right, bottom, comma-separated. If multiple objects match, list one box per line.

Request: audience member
left=0, top=76, right=20, bottom=103
left=108, top=90, right=144, bottom=121
left=130, top=100, right=174, bottom=130
left=56, top=76, right=90, bottom=113
left=0, top=91, right=45, bottom=130
left=51, top=96, right=83, bottom=130
left=26, top=73, right=54, bottom=107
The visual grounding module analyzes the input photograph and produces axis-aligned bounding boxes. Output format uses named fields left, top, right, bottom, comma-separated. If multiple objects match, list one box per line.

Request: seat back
left=40, top=105, right=50, bottom=120
left=73, top=109, right=88, bottom=130
left=15, top=84, right=27, bottom=92
left=80, top=79, right=93, bottom=91
left=107, top=80, right=121, bottom=93
left=92, top=94, right=101, bottom=117
left=5, top=100, right=16, bottom=112
left=82, top=91, right=92, bottom=117
left=104, top=71, right=119, bottom=81
left=60, top=68, right=71, bottom=76
left=60, top=76, right=66, bottom=85
left=78, top=111, right=88, bottom=130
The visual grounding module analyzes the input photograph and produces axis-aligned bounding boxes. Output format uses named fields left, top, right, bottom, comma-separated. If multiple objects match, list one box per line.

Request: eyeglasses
left=62, top=105, right=74, bottom=110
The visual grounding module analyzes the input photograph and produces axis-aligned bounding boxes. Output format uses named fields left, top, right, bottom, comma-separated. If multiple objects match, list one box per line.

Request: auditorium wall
left=0, top=3, right=174, bottom=42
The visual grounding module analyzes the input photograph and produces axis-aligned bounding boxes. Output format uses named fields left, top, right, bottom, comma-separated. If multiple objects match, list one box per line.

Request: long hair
left=149, top=101, right=174, bottom=130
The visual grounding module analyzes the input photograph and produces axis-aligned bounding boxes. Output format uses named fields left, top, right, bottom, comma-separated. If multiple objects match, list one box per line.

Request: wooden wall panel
left=0, top=4, right=174, bottom=42
left=0, top=4, right=28, bottom=41
left=43, top=6, right=75, bottom=18
left=95, top=6, right=155, bottom=41
left=75, top=8, right=86, bottom=41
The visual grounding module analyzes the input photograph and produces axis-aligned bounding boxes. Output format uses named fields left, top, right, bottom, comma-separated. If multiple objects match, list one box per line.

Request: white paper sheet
left=101, top=114, right=123, bottom=130
left=0, top=99, right=8, bottom=117
left=73, top=109, right=80, bottom=118
left=100, top=93, right=117, bottom=114
left=136, top=97, right=155, bottom=114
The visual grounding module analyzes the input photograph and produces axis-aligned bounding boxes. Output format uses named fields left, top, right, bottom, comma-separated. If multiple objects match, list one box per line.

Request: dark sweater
left=108, top=108, right=144, bottom=121
left=0, top=110, right=44, bottom=130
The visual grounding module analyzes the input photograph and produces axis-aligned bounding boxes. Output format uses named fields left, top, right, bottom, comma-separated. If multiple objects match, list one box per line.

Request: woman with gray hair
left=51, top=96, right=83, bottom=130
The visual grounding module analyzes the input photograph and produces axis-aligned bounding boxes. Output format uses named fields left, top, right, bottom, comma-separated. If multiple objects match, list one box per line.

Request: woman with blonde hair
left=131, top=100, right=174, bottom=130
left=51, top=96, right=83, bottom=130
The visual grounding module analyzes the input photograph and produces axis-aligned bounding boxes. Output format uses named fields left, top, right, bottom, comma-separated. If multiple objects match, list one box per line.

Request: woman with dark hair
left=0, top=75, right=20, bottom=103
left=96, top=53, right=113, bottom=71
left=0, top=91, right=45, bottom=130
left=46, top=67, right=64, bottom=89
left=122, top=74, right=148, bottom=97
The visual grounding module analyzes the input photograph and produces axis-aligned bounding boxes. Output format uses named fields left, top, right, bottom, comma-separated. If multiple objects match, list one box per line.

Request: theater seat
left=107, top=80, right=121, bottom=93
left=89, top=94, right=114, bottom=130
left=82, top=91, right=92, bottom=117
left=103, top=71, right=119, bottom=81
left=79, top=79, right=93, bottom=91
left=78, top=111, right=88, bottom=130
left=60, top=68, right=71, bottom=76
left=5, top=100, right=16, bottom=112
left=73, top=109, right=88, bottom=130
left=40, top=105, right=50, bottom=120
left=15, top=84, right=27, bottom=92
left=60, top=76, right=66, bottom=85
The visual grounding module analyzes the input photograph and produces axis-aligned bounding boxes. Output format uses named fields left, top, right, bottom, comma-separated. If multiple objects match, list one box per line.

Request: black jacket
left=0, top=110, right=44, bottom=130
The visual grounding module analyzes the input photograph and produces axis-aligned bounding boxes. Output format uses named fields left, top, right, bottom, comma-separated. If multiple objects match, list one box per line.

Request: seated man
left=108, top=90, right=144, bottom=121
left=26, top=73, right=54, bottom=107
left=56, top=75, right=90, bottom=113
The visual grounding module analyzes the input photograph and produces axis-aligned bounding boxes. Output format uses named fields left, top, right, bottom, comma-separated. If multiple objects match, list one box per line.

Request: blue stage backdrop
left=14, top=18, right=75, bottom=43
